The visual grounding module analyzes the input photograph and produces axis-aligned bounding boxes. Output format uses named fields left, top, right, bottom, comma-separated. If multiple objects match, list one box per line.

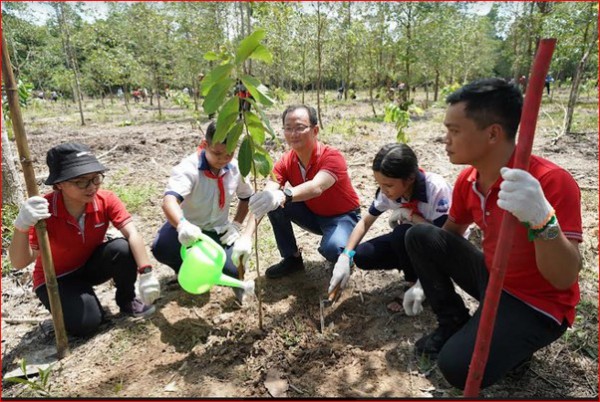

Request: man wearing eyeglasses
left=245, top=105, right=361, bottom=279
left=8, top=143, right=160, bottom=337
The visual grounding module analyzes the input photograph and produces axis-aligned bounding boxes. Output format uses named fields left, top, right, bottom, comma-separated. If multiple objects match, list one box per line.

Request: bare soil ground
left=2, top=89, right=598, bottom=398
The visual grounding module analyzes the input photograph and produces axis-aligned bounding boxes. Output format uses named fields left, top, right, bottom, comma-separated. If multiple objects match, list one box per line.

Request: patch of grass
left=104, top=170, right=158, bottom=215
left=415, top=353, right=435, bottom=373
left=563, top=300, right=598, bottom=359
left=5, top=359, right=55, bottom=397
left=323, top=118, right=360, bottom=139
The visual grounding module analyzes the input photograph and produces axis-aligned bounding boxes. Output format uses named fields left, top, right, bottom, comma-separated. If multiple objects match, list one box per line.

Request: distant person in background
left=8, top=143, right=160, bottom=337
left=117, top=88, right=124, bottom=98
left=545, top=74, right=554, bottom=95
left=132, top=89, right=142, bottom=103
left=518, top=75, right=527, bottom=92
left=234, top=80, right=253, bottom=114
left=337, top=84, right=344, bottom=100
left=50, top=91, right=59, bottom=102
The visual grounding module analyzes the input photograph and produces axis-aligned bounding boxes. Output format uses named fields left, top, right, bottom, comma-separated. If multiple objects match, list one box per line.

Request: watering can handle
left=179, top=231, right=216, bottom=260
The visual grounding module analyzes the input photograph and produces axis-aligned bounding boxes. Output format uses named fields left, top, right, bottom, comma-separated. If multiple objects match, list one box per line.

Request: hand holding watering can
left=178, top=232, right=255, bottom=299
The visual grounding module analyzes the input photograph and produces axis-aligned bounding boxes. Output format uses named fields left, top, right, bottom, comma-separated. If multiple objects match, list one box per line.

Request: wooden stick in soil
left=2, top=35, right=69, bottom=358
left=251, top=169, right=263, bottom=331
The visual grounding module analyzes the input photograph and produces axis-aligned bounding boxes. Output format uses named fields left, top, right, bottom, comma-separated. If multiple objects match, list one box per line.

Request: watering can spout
left=217, top=273, right=245, bottom=289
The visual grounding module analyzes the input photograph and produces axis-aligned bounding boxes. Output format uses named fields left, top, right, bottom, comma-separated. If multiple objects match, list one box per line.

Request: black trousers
left=35, top=238, right=137, bottom=337
left=405, top=224, right=568, bottom=389
left=353, top=224, right=417, bottom=282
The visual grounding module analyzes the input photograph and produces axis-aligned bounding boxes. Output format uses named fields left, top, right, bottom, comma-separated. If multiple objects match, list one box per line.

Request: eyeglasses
left=68, top=174, right=104, bottom=189
left=283, top=125, right=312, bottom=135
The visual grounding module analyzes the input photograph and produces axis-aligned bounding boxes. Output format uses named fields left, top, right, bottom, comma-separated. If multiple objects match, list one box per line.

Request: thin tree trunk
left=1, top=117, right=24, bottom=204
left=56, top=3, right=85, bottom=126
left=316, top=2, right=324, bottom=129
left=434, top=69, right=440, bottom=102
left=563, top=25, right=597, bottom=136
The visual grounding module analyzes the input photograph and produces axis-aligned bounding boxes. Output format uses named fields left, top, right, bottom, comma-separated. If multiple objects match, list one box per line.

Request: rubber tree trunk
left=562, top=27, right=598, bottom=137
left=2, top=35, right=70, bottom=359
left=463, top=39, right=556, bottom=397
left=1, top=117, right=24, bottom=204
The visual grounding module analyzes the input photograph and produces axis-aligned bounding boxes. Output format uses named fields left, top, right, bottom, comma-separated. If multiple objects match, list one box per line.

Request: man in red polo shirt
left=405, top=78, right=582, bottom=389
left=245, top=104, right=361, bottom=278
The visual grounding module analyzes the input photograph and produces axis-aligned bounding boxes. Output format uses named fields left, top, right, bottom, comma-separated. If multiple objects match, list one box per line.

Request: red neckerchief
left=399, top=168, right=426, bottom=218
left=197, top=146, right=225, bottom=209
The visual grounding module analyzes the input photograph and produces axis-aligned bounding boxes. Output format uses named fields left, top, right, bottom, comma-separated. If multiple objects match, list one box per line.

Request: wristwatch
left=283, top=188, right=293, bottom=204
left=532, top=215, right=561, bottom=241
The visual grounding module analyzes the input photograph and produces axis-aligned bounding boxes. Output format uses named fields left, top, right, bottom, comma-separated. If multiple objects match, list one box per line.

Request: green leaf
left=200, top=63, right=234, bottom=97
left=249, top=44, right=273, bottom=64
left=214, top=97, right=240, bottom=144
left=253, top=151, right=273, bottom=178
left=203, top=78, right=235, bottom=115
left=235, top=29, right=266, bottom=65
left=250, top=100, right=276, bottom=139
left=238, top=136, right=253, bottom=177
left=203, top=51, right=219, bottom=61
left=241, top=75, right=275, bottom=107
left=226, top=121, right=244, bottom=155
left=244, top=110, right=266, bottom=144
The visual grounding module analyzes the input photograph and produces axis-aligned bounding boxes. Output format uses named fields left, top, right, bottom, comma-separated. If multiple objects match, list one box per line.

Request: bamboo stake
left=463, top=38, right=556, bottom=397
left=2, top=35, right=69, bottom=358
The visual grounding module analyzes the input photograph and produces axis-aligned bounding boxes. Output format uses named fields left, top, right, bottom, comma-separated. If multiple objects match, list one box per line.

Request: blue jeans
left=151, top=221, right=239, bottom=279
left=267, top=202, right=360, bottom=262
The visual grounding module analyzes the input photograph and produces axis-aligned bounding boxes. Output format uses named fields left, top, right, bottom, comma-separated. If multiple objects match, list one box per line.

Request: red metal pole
left=463, top=38, right=557, bottom=397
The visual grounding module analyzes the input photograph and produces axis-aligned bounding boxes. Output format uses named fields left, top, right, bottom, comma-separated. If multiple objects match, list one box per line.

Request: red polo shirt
left=273, top=142, right=360, bottom=217
left=29, top=189, right=132, bottom=290
left=449, top=154, right=582, bottom=325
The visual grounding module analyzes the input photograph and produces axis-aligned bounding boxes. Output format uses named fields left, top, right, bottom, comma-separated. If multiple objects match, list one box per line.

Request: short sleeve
left=539, top=169, right=583, bottom=242
left=426, top=174, right=452, bottom=222
left=318, top=148, right=346, bottom=181
left=105, top=191, right=132, bottom=229
left=448, top=169, right=473, bottom=225
left=236, top=172, right=254, bottom=200
left=165, top=156, right=197, bottom=200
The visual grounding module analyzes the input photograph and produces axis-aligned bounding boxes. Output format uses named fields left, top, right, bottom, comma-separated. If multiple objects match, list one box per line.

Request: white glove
left=497, top=167, right=553, bottom=227
left=138, top=271, right=160, bottom=304
left=14, top=196, right=51, bottom=232
left=177, top=219, right=203, bottom=247
left=248, top=189, right=285, bottom=219
left=214, top=221, right=242, bottom=246
left=328, top=253, right=352, bottom=293
left=403, top=280, right=425, bottom=316
left=231, top=235, right=252, bottom=266
left=388, top=207, right=413, bottom=229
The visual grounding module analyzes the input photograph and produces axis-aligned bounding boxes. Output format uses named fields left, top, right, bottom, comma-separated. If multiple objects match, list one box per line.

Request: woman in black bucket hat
left=8, top=143, right=160, bottom=336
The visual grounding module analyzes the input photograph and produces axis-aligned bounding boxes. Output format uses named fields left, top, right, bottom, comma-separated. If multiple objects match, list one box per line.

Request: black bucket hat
left=45, top=143, right=107, bottom=185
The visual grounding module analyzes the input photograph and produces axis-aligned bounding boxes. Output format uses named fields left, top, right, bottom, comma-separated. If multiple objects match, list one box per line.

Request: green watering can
left=178, top=232, right=250, bottom=295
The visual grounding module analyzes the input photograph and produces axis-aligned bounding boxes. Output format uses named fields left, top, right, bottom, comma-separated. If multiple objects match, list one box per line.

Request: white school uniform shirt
left=368, top=170, right=452, bottom=223
left=164, top=150, right=254, bottom=230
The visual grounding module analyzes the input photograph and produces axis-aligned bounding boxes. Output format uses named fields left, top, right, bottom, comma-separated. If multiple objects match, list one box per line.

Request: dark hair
left=372, top=143, right=418, bottom=179
left=282, top=105, right=318, bottom=127
left=446, top=78, right=523, bottom=140
left=205, top=121, right=225, bottom=145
